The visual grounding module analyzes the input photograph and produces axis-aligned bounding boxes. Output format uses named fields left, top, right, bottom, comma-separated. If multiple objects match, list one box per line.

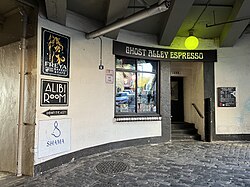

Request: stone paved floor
left=2, top=141, right=250, bottom=187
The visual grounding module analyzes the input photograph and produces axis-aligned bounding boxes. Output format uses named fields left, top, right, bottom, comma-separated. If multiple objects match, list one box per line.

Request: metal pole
left=17, top=7, right=27, bottom=177
left=85, top=0, right=171, bottom=39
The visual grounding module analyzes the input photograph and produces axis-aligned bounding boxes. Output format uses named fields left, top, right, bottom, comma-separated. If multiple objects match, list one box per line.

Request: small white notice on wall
left=105, top=69, right=114, bottom=84
left=38, top=118, right=71, bottom=158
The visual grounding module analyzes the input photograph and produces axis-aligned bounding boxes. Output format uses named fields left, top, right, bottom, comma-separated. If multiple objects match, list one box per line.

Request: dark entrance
left=171, top=77, right=184, bottom=122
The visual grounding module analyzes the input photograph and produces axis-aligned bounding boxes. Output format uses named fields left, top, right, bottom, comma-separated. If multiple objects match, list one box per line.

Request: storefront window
left=115, top=56, right=158, bottom=115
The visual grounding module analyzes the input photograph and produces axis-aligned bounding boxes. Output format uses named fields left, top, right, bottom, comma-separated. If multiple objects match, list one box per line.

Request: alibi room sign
left=41, top=79, right=69, bottom=107
left=41, top=28, right=70, bottom=78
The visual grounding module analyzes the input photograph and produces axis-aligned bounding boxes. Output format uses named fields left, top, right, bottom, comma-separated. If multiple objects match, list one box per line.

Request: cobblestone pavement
left=4, top=141, right=250, bottom=187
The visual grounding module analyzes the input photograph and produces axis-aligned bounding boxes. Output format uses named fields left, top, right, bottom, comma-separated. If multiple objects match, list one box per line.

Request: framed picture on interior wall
left=41, top=28, right=70, bottom=78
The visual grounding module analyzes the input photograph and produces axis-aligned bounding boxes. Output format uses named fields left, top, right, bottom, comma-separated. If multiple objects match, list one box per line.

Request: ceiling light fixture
left=185, top=29, right=199, bottom=50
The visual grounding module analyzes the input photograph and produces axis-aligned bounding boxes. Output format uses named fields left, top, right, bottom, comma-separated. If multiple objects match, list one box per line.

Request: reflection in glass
left=137, top=59, right=157, bottom=72
left=116, top=72, right=135, bottom=113
left=137, top=73, right=156, bottom=112
left=116, top=57, right=135, bottom=70
left=115, top=57, right=158, bottom=114
left=171, top=81, right=178, bottom=101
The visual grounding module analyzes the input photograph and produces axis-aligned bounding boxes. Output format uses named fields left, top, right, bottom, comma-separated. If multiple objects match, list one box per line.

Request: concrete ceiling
left=0, top=0, right=37, bottom=47
left=0, top=0, right=250, bottom=47
left=58, top=0, right=250, bottom=47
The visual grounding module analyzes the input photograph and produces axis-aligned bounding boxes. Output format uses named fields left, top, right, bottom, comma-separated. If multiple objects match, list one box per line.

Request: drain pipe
left=17, top=7, right=27, bottom=177
left=85, top=0, right=171, bottom=39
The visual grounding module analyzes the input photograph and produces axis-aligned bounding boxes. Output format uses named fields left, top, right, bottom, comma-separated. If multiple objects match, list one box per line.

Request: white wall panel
left=216, top=34, right=250, bottom=134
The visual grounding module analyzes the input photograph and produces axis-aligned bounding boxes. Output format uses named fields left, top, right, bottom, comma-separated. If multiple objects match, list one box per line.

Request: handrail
left=192, top=103, right=204, bottom=119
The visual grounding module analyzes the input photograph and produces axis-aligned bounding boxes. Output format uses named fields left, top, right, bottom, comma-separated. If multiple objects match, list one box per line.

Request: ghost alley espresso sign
left=41, top=79, right=69, bottom=107
left=41, top=28, right=70, bottom=78
left=113, top=41, right=217, bottom=62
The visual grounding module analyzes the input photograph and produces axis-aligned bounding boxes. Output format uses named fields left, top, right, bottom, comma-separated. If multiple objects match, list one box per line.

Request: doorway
left=171, top=77, right=184, bottom=122
left=170, top=62, right=205, bottom=141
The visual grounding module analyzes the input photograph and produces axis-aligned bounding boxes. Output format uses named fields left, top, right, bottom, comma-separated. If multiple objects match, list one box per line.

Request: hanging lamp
left=185, top=29, right=199, bottom=50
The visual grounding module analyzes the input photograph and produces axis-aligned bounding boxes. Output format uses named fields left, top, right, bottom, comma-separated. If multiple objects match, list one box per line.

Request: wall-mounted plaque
left=41, top=28, right=70, bottom=78
left=105, top=69, right=114, bottom=84
left=217, top=87, right=236, bottom=107
left=42, top=109, right=68, bottom=117
left=38, top=119, right=71, bottom=158
left=41, top=79, right=69, bottom=107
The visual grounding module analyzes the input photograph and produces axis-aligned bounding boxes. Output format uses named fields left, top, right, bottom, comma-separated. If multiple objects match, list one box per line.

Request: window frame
left=115, top=55, right=160, bottom=117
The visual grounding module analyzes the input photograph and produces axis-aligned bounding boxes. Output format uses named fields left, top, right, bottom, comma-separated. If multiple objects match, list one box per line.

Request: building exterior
left=0, top=0, right=249, bottom=176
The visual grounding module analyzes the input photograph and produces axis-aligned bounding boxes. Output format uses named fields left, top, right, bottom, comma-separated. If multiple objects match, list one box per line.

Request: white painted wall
left=191, top=63, right=204, bottom=139
left=215, top=34, right=250, bottom=134
left=35, top=15, right=161, bottom=165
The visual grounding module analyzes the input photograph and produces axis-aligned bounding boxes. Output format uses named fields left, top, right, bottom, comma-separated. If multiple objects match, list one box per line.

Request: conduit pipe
left=85, top=0, right=171, bottom=39
left=17, top=7, right=27, bottom=177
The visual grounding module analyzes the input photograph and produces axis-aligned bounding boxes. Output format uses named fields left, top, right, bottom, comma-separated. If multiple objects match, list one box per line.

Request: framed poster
left=38, top=119, right=71, bottom=158
left=41, top=28, right=70, bottom=78
left=41, top=79, right=69, bottom=107
left=217, top=87, right=236, bottom=107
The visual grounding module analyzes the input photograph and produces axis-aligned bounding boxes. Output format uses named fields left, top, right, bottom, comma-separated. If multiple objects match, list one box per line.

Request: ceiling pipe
left=206, top=17, right=250, bottom=28
left=85, top=0, right=171, bottom=39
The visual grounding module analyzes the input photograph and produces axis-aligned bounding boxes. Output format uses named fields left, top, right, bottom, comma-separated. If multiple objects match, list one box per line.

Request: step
left=171, top=139, right=200, bottom=142
left=172, top=134, right=201, bottom=140
left=171, top=122, right=201, bottom=141
left=171, top=129, right=198, bottom=135
left=171, top=123, right=195, bottom=130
